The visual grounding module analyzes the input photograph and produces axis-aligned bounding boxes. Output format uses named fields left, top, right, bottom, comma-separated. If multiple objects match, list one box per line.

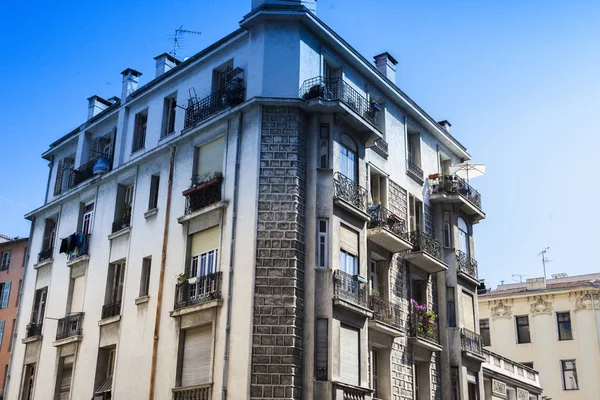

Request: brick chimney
left=154, top=53, right=181, bottom=78
left=121, top=68, right=142, bottom=100
left=438, top=120, right=452, bottom=133
left=87, top=95, right=111, bottom=120
left=251, top=0, right=316, bottom=13
left=374, top=52, right=398, bottom=83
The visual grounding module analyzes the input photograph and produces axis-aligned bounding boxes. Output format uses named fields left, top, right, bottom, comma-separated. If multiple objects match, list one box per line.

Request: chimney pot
left=87, top=95, right=111, bottom=120
left=154, top=53, right=181, bottom=78
left=438, top=120, right=452, bottom=133
left=374, top=52, right=398, bottom=83
left=121, top=68, right=142, bottom=100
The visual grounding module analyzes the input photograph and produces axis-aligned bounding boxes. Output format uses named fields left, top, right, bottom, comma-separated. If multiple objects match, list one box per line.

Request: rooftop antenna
left=170, top=25, right=201, bottom=57
left=538, top=247, right=552, bottom=280
left=512, top=274, right=528, bottom=283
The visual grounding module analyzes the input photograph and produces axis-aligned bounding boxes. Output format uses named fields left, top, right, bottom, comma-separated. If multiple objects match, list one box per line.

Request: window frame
left=561, top=359, right=579, bottom=390
left=319, top=124, right=330, bottom=169
left=557, top=312, right=573, bottom=341
left=139, top=257, right=152, bottom=298
left=190, top=249, right=219, bottom=278
left=148, top=174, right=160, bottom=211
left=443, top=211, right=452, bottom=248
left=480, top=319, right=491, bottom=346
left=317, top=219, right=328, bottom=269
left=161, top=93, right=177, bottom=138
left=339, top=250, right=358, bottom=276
left=515, top=315, right=531, bottom=344
left=0, top=251, right=11, bottom=271
left=82, top=202, right=95, bottom=235
left=447, top=287, right=456, bottom=327
left=339, top=134, right=358, bottom=183
left=132, top=109, right=148, bottom=153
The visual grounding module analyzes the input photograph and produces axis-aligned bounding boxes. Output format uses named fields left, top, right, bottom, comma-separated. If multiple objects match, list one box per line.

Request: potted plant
left=371, top=289, right=380, bottom=297
left=176, top=271, right=189, bottom=285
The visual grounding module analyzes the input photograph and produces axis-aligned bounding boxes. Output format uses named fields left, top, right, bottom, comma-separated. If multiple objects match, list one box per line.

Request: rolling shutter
left=181, top=325, right=212, bottom=387
left=197, top=137, right=225, bottom=178
left=461, top=291, right=475, bottom=331
left=191, top=226, right=220, bottom=257
left=70, top=277, right=85, bottom=313
left=59, top=356, right=74, bottom=400
left=340, top=225, right=358, bottom=255
left=340, top=325, right=359, bottom=386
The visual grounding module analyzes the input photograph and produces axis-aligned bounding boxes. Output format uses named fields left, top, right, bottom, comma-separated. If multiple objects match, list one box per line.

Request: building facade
left=482, top=350, right=542, bottom=400
left=0, top=236, right=27, bottom=397
left=8, top=1, right=497, bottom=399
left=479, top=274, right=600, bottom=400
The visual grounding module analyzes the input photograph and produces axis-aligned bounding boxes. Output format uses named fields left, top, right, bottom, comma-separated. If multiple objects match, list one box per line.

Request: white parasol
left=448, top=162, right=486, bottom=183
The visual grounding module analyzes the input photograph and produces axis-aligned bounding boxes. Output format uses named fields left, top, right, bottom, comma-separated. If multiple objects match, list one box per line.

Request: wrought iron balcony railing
left=56, top=312, right=84, bottom=340
left=101, top=302, right=121, bottom=320
left=406, top=230, right=442, bottom=261
left=111, top=215, right=131, bottom=233
left=64, top=233, right=91, bottom=262
left=461, top=327, right=483, bottom=355
left=184, top=83, right=245, bottom=129
left=370, top=296, right=403, bottom=329
left=38, top=247, right=53, bottom=263
left=409, top=303, right=439, bottom=343
left=173, top=384, right=212, bottom=400
left=368, top=204, right=407, bottom=239
left=406, top=160, right=424, bottom=183
left=299, top=76, right=382, bottom=131
left=26, top=322, right=43, bottom=338
left=333, top=269, right=368, bottom=309
left=73, top=154, right=112, bottom=186
left=456, top=250, right=478, bottom=281
left=182, top=176, right=223, bottom=214
left=333, top=172, right=368, bottom=213
left=429, top=174, right=482, bottom=210
left=174, top=272, right=223, bottom=310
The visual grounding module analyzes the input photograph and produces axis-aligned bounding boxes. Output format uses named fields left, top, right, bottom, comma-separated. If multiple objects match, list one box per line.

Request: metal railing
left=65, top=233, right=91, bottom=262
left=184, top=83, right=245, bottom=129
left=368, top=204, right=407, bottom=239
left=456, top=250, right=478, bottom=280
left=370, top=296, right=403, bottom=329
left=174, top=272, right=223, bottom=310
left=461, top=327, right=483, bottom=355
left=406, top=230, right=442, bottom=261
left=409, top=303, right=439, bottom=343
left=38, top=247, right=53, bottom=263
left=26, top=322, right=43, bottom=338
left=429, top=174, right=482, bottom=210
left=406, top=160, right=424, bottom=183
left=333, top=172, right=368, bottom=213
left=173, top=384, right=212, bottom=400
left=299, top=76, right=381, bottom=131
left=101, top=302, right=121, bottom=320
left=183, top=176, right=223, bottom=214
left=111, top=215, right=131, bottom=233
left=333, top=269, right=368, bottom=309
left=73, top=155, right=112, bottom=186
left=56, top=313, right=84, bottom=340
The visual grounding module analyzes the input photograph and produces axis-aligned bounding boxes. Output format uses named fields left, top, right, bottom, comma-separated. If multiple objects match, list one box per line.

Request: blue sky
left=1, top=0, right=599, bottom=288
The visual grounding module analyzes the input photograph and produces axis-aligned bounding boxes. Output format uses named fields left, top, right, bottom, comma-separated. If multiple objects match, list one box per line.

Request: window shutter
left=54, top=159, right=64, bottom=195
left=191, top=226, right=220, bottom=257
left=1, top=282, right=11, bottom=309
left=340, top=325, right=360, bottom=386
left=340, top=225, right=358, bottom=255
left=0, top=321, right=5, bottom=349
left=70, top=277, right=85, bottom=313
left=461, top=291, right=475, bottom=331
left=181, top=325, right=212, bottom=387
left=196, top=137, right=225, bottom=178
left=59, top=356, right=74, bottom=400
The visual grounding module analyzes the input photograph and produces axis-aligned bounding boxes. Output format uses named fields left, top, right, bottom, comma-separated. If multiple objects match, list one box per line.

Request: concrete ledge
left=66, top=255, right=90, bottom=268
left=333, top=198, right=371, bottom=221
left=368, top=319, right=405, bottom=338
left=170, top=299, right=223, bottom=318
left=33, top=258, right=53, bottom=269
left=53, top=335, right=82, bottom=347
left=108, top=227, right=131, bottom=240
left=332, top=298, right=373, bottom=318
left=177, top=201, right=229, bottom=225
left=144, top=208, right=158, bottom=219
left=135, top=296, right=150, bottom=305
left=98, top=315, right=121, bottom=326
left=22, top=335, right=42, bottom=344
left=462, top=349, right=486, bottom=363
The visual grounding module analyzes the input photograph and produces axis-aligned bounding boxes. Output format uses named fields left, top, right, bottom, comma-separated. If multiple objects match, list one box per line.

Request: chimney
left=251, top=0, right=316, bottom=13
left=121, top=68, right=142, bottom=100
left=438, top=120, right=452, bottom=133
left=87, top=95, right=111, bottom=120
left=374, top=52, right=398, bottom=83
left=154, top=53, right=181, bottom=78
left=526, top=277, right=547, bottom=291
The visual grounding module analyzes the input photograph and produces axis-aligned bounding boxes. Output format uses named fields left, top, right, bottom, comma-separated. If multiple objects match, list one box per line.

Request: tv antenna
left=170, top=25, right=201, bottom=57
left=512, top=274, right=528, bottom=283
left=538, top=247, right=552, bottom=280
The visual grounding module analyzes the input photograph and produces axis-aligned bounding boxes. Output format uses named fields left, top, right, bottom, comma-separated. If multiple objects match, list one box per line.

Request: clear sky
left=1, top=0, right=599, bottom=288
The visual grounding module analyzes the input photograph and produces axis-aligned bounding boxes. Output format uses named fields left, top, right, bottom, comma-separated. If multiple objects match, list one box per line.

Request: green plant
left=371, top=289, right=380, bottom=297
left=176, top=271, right=189, bottom=285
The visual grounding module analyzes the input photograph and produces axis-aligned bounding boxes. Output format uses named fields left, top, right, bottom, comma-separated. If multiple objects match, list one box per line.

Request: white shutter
left=197, top=137, right=225, bottom=178
left=191, top=226, right=220, bottom=257
left=70, top=277, right=85, bottom=313
left=461, top=291, right=475, bottom=331
left=1, top=282, right=11, bottom=308
left=181, top=325, right=212, bottom=387
left=0, top=321, right=5, bottom=349
left=340, top=325, right=360, bottom=386
left=340, top=225, right=358, bottom=255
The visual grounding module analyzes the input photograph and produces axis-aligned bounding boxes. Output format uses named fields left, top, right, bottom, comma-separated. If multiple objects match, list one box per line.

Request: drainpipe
left=148, top=145, right=176, bottom=399
left=221, top=112, right=243, bottom=400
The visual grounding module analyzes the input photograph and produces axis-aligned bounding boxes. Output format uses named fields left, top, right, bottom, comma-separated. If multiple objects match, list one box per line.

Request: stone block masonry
left=252, top=106, right=307, bottom=399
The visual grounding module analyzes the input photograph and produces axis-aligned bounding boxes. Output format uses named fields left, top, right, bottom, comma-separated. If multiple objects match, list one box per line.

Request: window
left=68, top=275, right=85, bottom=314
left=317, top=219, right=328, bottom=269
left=190, top=250, right=218, bottom=278
left=104, top=262, right=125, bottom=318
left=82, top=202, right=95, bottom=235
left=461, top=291, right=475, bottom=330
left=522, top=362, right=534, bottom=369
left=480, top=319, right=490, bottom=346
left=447, top=287, right=456, bottom=327
left=408, top=195, right=422, bottom=232
left=450, top=367, right=459, bottom=400
left=148, top=175, right=160, bottom=211
left=515, top=316, right=531, bottom=344
left=139, top=257, right=152, bottom=297
left=370, top=349, right=380, bottom=398
left=53, top=156, right=75, bottom=196
left=0, top=320, right=5, bottom=350
left=113, top=184, right=134, bottom=232
left=457, top=217, right=470, bottom=255
left=369, top=260, right=378, bottom=293
left=194, top=137, right=225, bottom=184
left=0, top=251, right=11, bottom=270
left=339, top=135, right=358, bottom=182
left=188, top=226, right=221, bottom=302
left=162, top=94, right=177, bottom=138
left=315, top=319, right=328, bottom=380
left=561, top=360, right=578, bottom=390
left=407, top=128, right=421, bottom=168
left=41, top=219, right=57, bottom=254
left=340, top=324, right=360, bottom=386
left=132, top=109, right=148, bottom=153
left=93, top=348, right=115, bottom=398
left=32, top=288, right=47, bottom=325
left=319, top=124, right=329, bottom=168
left=339, top=225, right=358, bottom=275
left=8, top=318, right=15, bottom=351
left=412, top=279, right=426, bottom=306
left=443, top=211, right=452, bottom=247
left=55, top=355, right=74, bottom=400
left=339, top=251, right=357, bottom=275
left=0, top=282, right=11, bottom=309
left=16, top=279, right=21, bottom=307
left=557, top=312, right=573, bottom=341
left=21, top=363, right=36, bottom=400
left=424, top=204, right=433, bottom=236
left=179, top=325, right=212, bottom=387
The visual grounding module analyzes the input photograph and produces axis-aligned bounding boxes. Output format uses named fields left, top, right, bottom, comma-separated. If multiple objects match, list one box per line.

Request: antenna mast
left=538, top=247, right=551, bottom=280
left=171, top=25, right=202, bottom=57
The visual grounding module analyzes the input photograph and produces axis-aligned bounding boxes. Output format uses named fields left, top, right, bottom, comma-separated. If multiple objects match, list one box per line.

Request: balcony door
left=82, top=202, right=94, bottom=235
left=340, top=135, right=358, bottom=183
left=457, top=217, right=469, bottom=255
left=32, top=288, right=47, bottom=325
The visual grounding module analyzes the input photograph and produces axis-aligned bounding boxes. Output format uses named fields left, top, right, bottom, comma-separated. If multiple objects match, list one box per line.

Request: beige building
left=479, top=274, right=600, bottom=400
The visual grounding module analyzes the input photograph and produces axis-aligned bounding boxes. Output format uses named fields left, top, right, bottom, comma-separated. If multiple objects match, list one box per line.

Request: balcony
left=61, top=232, right=90, bottom=264
left=111, top=215, right=131, bottom=234
left=56, top=313, right=84, bottom=341
left=406, top=161, right=424, bottom=185
left=404, top=231, right=447, bottom=274
left=300, top=76, right=383, bottom=145
left=73, top=154, right=112, bottom=186
left=429, top=174, right=485, bottom=222
left=184, top=82, right=245, bottom=130
left=174, top=272, right=223, bottom=310
left=333, top=172, right=369, bottom=219
left=370, top=138, right=388, bottom=158
left=25, top=322, right=43, bottom=339
left=332, top=269, right=371, bottom=316
left=173, top=384, right=212, bottom=400
left=367, top=205, right=412, bottom=253
left=332, top=382, right=371, bottom=400
left=182, top=175, right=223, bottom=215
left=38, top=247, right=53, bottom=263
left=461, top=328, right=484, bottom=360
left=456, top=250, right=479, bottom=285
left=368, top=296, right=404, bottom=337
left=408, top=302, right=442, bottom=356
left=101, top=302, right=121, bottom=320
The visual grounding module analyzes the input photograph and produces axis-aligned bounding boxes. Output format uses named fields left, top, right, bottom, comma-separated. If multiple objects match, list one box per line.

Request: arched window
left=457, top=217, right=469, bottom=255
left=340, top=134, right=358, bottom=182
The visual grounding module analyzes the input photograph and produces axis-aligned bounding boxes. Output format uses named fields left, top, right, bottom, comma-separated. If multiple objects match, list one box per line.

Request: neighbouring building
left=7, top=1, right=534, bottom=399
left=479, top=273, right=600, bottom=399
left=482, top=350, right=542, bottom=400
left=0, top=235, right=27, bottom=397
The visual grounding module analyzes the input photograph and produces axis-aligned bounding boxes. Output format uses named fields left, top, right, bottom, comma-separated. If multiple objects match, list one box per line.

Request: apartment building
left=0, top=236, right=27, bottom=397
left=8, top=1, right=502, bottom=399
left=479, top=274, right=600, bottom=399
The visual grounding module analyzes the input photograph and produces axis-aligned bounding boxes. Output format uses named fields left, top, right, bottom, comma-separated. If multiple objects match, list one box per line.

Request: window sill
left=177, top=201, right=229, bottom=224
left=22, top=335, right=42, bottom=344
left=144, top=208, right=158, bottom=219
left=66, top=255, right=90, bottom=268
left=98, top=315, right=121, bottom=326
left=131, top=147, right=146, bottom=156
left=108, top=227, right=131, bottom=240
left=135, top=296, right=150, bottom=305
left=53, top=335, right=82, bottom=347
left=159, top=132, right=176, bottom=143
left=34, top=258, right=53, bottom=269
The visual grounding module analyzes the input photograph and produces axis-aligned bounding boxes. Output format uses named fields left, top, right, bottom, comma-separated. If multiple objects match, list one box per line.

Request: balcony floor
left=429, top=193, right=485, bottom=223
left=368, top=228, right=412, bottom=253
left=333, top=298, right=373, bottom=319
left=404, top=251, right=448, bottom=274
left=368, top=319, right=404, bottom=338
